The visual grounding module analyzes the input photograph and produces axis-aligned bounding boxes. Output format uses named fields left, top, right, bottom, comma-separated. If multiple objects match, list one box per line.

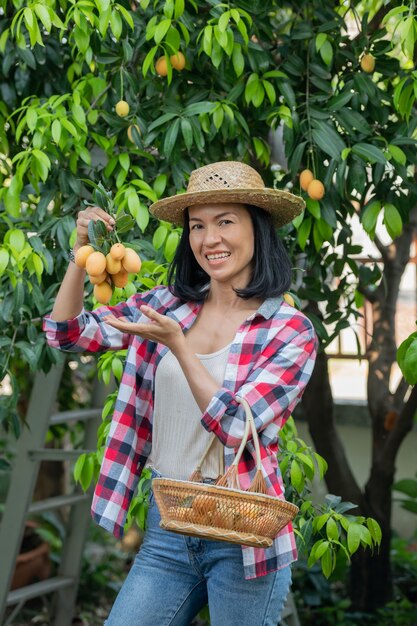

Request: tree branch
left=373, top=235, right=389, bottom=262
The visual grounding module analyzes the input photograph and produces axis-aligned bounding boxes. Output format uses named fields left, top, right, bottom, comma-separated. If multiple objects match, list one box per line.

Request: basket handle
left=192, top=396, right=264, bottom=491
left=231, top=397, right=263, bottom=485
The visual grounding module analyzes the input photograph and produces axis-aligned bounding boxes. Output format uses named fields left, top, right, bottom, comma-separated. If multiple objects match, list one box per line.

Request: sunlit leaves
left=384, top=203, right=403, bottom=239
left=361, top=201, right=381, bottom=239
left=397, top=332, right=417, bottom=385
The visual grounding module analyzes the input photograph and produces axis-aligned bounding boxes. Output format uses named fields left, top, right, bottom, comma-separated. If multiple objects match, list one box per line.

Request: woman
left=44, top=161, right=317, bottom=625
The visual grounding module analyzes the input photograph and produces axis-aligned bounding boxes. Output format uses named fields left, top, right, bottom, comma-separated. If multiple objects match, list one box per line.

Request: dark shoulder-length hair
left=167, top=204, right=292, bottom=302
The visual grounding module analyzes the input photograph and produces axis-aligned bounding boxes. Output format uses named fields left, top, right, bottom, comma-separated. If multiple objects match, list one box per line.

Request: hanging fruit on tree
left=76, top=182, right=142, bottom=304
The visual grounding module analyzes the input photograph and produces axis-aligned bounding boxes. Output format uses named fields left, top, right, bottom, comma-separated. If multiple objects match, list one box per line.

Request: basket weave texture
left=152, top=479, right=298, bottom=548
left=152, top=397, right=298, bottom=548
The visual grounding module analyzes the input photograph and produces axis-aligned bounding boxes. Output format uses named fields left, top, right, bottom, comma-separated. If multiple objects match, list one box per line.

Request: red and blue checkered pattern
left=44, top=285, right=317, bottom=579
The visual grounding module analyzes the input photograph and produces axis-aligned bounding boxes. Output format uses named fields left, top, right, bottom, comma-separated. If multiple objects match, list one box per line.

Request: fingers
left=139, top=305, right=160, bottom=320
left=75, top=206, right=115, bottom=247
left=103, top=317, right=149, bottom=336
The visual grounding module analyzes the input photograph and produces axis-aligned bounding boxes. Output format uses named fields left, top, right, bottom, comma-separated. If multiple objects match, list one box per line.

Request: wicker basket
left=152, top=397, right=298, bottom=548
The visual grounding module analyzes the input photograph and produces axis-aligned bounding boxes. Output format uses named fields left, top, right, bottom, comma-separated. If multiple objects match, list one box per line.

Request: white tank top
left=146, top=343, right=231, bottom=480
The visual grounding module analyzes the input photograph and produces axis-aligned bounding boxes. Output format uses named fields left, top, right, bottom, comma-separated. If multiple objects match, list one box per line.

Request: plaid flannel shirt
left=44, top=285, right=317, bottom=579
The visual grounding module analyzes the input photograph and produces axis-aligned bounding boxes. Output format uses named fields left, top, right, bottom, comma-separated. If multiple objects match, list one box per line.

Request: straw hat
left=149, top=161, right=305, bottom=227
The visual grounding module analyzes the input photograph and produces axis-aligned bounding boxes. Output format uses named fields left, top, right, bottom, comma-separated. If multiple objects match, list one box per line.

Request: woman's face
left=188, top=203, right=255, bottom=289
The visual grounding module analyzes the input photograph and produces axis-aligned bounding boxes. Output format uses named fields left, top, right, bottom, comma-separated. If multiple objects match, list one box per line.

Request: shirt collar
left=255, top=297, right=283, bottom=320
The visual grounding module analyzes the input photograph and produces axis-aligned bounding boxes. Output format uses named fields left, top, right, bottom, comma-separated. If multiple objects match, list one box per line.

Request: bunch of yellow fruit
left=299, top=169, right=325, bottom=200
left=155, top=51, right=186, bottom=77
left=74, top=242, right=142, bottom=304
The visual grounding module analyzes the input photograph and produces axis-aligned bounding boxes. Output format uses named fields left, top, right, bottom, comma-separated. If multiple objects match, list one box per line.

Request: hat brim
left=149, top=188, right=305, bottom=227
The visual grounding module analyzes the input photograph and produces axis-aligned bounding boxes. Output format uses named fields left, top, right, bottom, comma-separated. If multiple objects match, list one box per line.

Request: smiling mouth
left=205, top=252, right=231, bottom=260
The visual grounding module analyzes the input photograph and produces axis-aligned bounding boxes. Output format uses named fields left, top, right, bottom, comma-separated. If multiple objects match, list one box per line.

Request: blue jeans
left=105, top=470, right=292, bottom=626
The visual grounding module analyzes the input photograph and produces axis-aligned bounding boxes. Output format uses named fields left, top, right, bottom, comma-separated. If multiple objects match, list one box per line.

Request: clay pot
left=11, top=521, right=51, bottom=590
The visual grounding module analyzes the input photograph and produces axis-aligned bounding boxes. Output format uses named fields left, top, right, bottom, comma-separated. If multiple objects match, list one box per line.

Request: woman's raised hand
left=75, top=206, right=115, bottom=250
left=103, top=306, right=186, bottom=355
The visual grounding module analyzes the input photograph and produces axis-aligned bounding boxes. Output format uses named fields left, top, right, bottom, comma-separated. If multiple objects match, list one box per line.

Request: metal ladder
left=0, top=362, right=106, bottom=626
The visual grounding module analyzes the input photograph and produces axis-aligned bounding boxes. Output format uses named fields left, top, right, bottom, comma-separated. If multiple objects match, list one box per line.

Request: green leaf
left=110, top=8, right=122, bottom=38
left=347, top=523, right=362, bottom=555
left=213, top=107, right=224, bottom=130
left=153, top=225, right=168, bottom=249
left=400, top=338, right=417, bottom=384
left=384, top=203, right=403, bottom=239
left=154, top=19, right=171, bottom=44
left=111, top=357, right=123, bottom=381
left=181, top=117, right=193, bottom=149
left=119, top=152, right=130, bottom=172
left=51, top=119, right=61, bottom=144
left=232, top=43, right=244, bottom=77
left=135, top=203, right=150, bottom=232
left=315, top=540, right=329, bottom=560
left=34, top=4, right=52, bottom=31
left=202, top=25, right=212, bottom=56
left=8, top=229, right=26, bottom=253
left=153, top=174, right=167, bottom=198
left=314, top=513, right=330, bottom=531
left=361, top=201, right=381, bottom=237
left=262, top=80, right=276, bottom=105
left=143, top=45, right=158, bottom=77
left=80, top=454, right=95, bottom=491
left=381, top=5, right=408, bottom=24
left=0, top=248, right=9, bottom=274
left=329, top=90, right=353, bottom=110
left=321, top=547, right=333, bottom=578
left=393, top=478, right=417, bottom=498
left=290, top=459, right=304, bottom=492
left=164, top=231, right=180, bottom=261
left=366, top=518, right=382, bottom=545
left=32, top=252, right=44, bottom=277
left=326, top=517, right=339, bottom=541
left=352, top=143, right=386, bottom=164
left=174, top=0, right=185, bottom=19
left=402, top=501, right=417, bottom=514
left=306, top=199, right=321, bottom=219
left=184, top=101, right=216, bottom=116
left=297, top=217, right=311, bottom=251
left=387, top=144, right=407, bottom=166
left=73, top=453, right=86, bottom=483
left=148, top=111, right=178, bottom=132
left=320, top=40, right=333, bottom=66
left=311, top=122, right=346, bottom=159
left=26, top=108, right=38, bottom=132
left=72, top=103, right=86, bottom=126
left=315, top=33, right=327, bottom=51
left=218, top=11, right=230, bottom=33
left=163, top=118, right=180, bottom=158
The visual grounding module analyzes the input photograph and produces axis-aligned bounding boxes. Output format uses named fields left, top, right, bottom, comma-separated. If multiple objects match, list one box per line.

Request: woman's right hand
left=74, top=206, right=115, bottom=251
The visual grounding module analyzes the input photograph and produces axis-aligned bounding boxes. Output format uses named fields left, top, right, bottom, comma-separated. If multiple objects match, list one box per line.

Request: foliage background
left=1, top=0, right=417, bottom=619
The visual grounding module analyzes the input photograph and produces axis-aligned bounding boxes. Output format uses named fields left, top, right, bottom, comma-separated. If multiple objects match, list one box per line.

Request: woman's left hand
left=103, top=305, right=186, bottom=355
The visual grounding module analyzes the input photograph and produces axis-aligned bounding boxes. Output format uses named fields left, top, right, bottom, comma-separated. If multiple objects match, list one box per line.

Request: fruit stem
left=120, top=67, right=124, bottom=101
left=305, top=45, right=316, bottom=178
left=113, top=215, right=121, bottom=243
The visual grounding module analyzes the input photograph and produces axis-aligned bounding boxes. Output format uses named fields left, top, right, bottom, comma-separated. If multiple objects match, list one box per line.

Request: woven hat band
left=187, top=162, right=266, bottom=194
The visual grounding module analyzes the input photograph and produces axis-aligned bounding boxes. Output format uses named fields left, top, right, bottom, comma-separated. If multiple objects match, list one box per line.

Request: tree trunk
left=302, top=351, right=364, bottom=508
left=302, top=208, right=417, bottom=612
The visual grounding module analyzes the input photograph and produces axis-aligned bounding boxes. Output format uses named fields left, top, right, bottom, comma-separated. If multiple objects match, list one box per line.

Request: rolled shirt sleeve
left=43, top=292, right=150, bottom=353
left=200, top=324, right=318, bottom=448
